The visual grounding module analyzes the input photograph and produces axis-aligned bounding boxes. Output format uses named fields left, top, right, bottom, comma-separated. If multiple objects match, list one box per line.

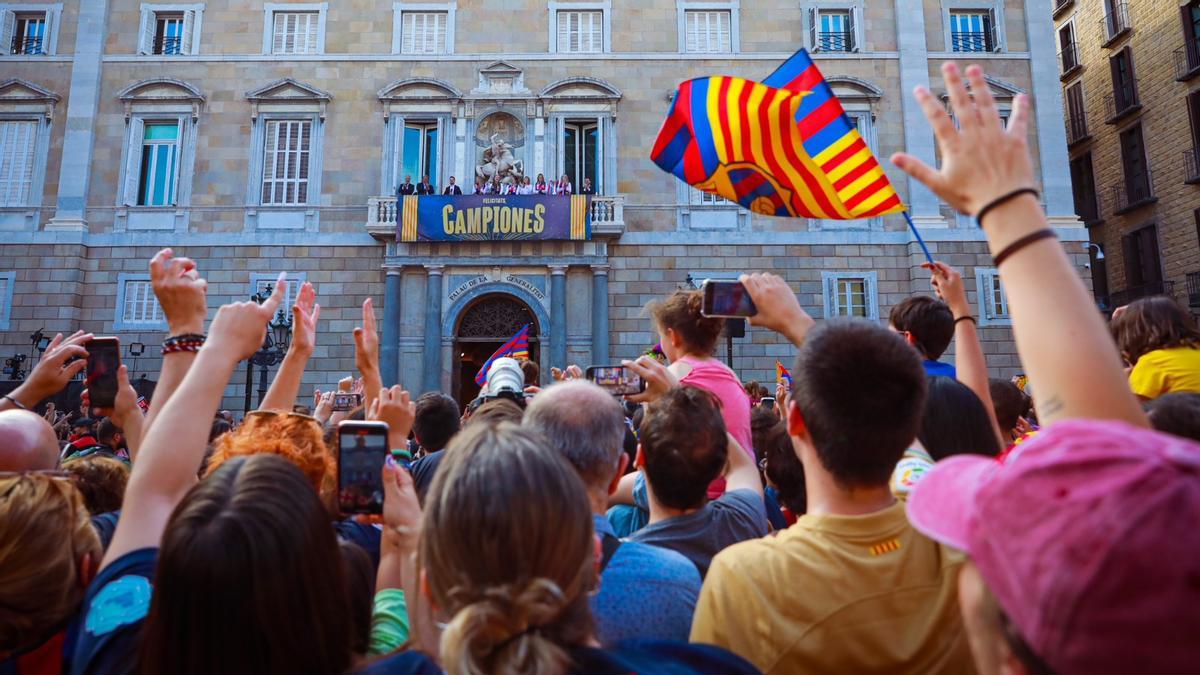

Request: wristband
left=3, top=394, right=28, bottom=410
left=162, top=333, right=206, bottom=356
left=954, top=315, right=977, bottom=326
left=992, top=229, right=1059, bottom=267
left=975, top=188, right=1040, bottom=228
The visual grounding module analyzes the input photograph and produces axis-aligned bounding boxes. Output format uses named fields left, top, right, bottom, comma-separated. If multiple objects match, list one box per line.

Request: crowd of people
left=396, top=173, right=595, bottom=199
left=3, top=63, right=1199, bottom=675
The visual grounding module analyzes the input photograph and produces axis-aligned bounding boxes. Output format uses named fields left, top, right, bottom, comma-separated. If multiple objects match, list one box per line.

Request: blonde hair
left=0, top=475, right=101, bottom=653
left=421, top=422, right=595, bottom=675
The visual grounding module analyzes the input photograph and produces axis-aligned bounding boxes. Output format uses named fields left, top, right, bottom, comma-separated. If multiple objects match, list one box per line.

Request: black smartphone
left=760, top=396, right=776, bottom=410
left=587, top=365, right=646, bottom=396
left=85, top=337, right=121, bottom=408
left=701, top=280, right=757, bottom=318
left=337, top=420, right=390, bottom=515
left=332, top=392, right=363, bottom=412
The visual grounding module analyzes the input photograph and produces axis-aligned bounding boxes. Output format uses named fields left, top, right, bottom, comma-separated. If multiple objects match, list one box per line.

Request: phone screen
left=703, top=281, right=757, bottom=318
left=332, top=392, right=362, bottom=412
left=85, top=338, right=121, bottom=408
left=337, top=423, right=389, bottom=515
left=588, top=366, right=645, bottom=396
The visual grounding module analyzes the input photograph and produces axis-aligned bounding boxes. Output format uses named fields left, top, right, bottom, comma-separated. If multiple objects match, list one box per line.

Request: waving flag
left=475, top=324, right=531, bottom=386
left=651, top=49, right=904, bottom=220
left=776, top=361, right=793, bottom=390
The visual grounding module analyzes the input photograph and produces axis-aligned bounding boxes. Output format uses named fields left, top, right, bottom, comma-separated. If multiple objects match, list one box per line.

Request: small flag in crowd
left=776, top=361, right=793, bottom=390
left=651, top=48, right=905, bottom=220
left=475, top=324, right=531, bottom=386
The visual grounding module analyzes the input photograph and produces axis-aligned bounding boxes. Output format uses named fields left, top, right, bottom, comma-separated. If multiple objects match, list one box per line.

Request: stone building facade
left=1056, top=0, right=1200, bottom=311
left=0, top=0, right=1085, bottom=410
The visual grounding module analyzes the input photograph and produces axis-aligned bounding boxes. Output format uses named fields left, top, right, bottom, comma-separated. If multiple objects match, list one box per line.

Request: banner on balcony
left=396, top=195, right=592, bottom=242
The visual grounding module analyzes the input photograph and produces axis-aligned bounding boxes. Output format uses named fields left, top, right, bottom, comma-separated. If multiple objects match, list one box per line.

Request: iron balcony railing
left=1111, top=169, right=1154, bottom=214
left=155, top=35, right=183, bottom=55
left=1187, top=272, right=1200, bottom=308
left=1059, top=39, right=1080, bottom=75
left=10, top=36, right=43, bottom=55
left=1108, top=281, right=1175, bottom=309
left=1066, top=112, right=1089, bottom=145
left=1104, top=86, right=1140, bottom=122
left=1185, top=148, right=1200, bottom=184
left=1175, top=46, right=1200, bottom=81
left=951, top=30, right=994, bottom=53
left=1054, top=0, right=1074, bottom=14
left=816, top=31, right=854, bottom=52
left=1100, top=2, right=1130, bottom=44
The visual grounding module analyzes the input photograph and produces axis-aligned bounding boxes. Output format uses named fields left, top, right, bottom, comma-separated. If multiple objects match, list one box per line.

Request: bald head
left=0, top=410, right=61, bottom=471
left=523, top=379, right=626, bottom=489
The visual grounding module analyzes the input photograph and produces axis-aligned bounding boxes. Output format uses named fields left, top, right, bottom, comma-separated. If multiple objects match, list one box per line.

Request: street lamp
left=128, top=342, right=145, bottom=379
left=242, top=284, right=293, bottom=413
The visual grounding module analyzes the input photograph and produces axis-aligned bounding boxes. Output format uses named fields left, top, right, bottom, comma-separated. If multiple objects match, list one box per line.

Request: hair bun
left=442, top=578, right=569, bottom=667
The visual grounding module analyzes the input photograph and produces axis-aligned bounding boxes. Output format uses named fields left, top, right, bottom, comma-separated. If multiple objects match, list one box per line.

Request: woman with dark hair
left=363, top=422, right=757, bottom=675
left=1111, top=295, right=1200, bottom=399
left=918, top=376, right=1003, bottom=461
left=71, top=281, right=359, bottom=675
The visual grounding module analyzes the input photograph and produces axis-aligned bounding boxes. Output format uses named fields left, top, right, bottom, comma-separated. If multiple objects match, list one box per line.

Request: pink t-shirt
left=677, top=356, right=754, bottom=498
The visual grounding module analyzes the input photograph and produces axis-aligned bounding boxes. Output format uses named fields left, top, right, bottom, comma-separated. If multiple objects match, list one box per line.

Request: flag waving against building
left=651, top=48, right=905, bottom=220
left=776, top=361, right=793, bottom=390
left=475, top=324, right=531, bottom=386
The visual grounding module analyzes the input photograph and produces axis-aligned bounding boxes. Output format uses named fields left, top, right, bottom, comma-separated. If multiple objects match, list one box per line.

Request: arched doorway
left=453, top=293, right=540, bottom=405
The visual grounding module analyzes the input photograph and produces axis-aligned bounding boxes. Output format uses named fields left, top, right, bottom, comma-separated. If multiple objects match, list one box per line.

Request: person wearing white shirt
left=517, top=176, right=535, bottom=195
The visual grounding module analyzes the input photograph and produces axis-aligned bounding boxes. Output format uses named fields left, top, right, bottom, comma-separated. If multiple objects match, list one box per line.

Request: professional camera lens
left=485, top=357, right=525, bottom=397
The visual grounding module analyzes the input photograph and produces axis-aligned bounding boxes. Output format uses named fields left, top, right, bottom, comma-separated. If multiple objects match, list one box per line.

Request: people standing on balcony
left=442, top=177, right=462, bottom=196
left=1111, top=296, right=1200, bottom=399
left=535, top=173, right=548, bottom=194
left=396, top=175, right=415, bottom=197
left=517, top=176, right=535, bottom=195
left=581, top=178, right=595, bottom=195
left=416, top=175, right=435, bottom=195
left=472, top=179, right=484, bottom=194
left=553, top=174, right=573, bottom=196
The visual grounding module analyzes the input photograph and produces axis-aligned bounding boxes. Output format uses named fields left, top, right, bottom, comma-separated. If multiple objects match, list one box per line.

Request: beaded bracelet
left=162, top=333, right=206, bottom=356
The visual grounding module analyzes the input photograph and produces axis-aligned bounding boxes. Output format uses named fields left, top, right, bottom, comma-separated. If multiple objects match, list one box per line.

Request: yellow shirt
left=690, top=502, right=975, bottom=675
left=1128, top=347, right=1200, bottom=399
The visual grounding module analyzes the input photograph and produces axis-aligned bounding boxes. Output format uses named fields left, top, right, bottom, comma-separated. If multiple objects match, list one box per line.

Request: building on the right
left=1056, top=0, right=1200, bottom=313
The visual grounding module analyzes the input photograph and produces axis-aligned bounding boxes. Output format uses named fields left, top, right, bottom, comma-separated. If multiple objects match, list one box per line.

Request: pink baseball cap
left=908, top=419, right=1200, bottom=675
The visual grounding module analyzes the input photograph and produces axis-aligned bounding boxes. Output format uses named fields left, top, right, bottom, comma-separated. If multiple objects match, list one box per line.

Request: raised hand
left=6, top=331, right=92, bottom=409
left=890, top=63, right=1035, bottom=218
left=204, top=275, right=286, bottom=363
left=923, top=261, right=970, bottom=318
left=369, top=386, right=416, bottom=450
left=353, top=298, right=381, bottom=376
left=291, top=281, right=320, bottom=356
left=150, top=248, right=209, bottom=336
left=622, top=355, right=680, bottom=404
left=739, top=273, right=814, bottom=347
left=381, top=456, right=422, bottom=551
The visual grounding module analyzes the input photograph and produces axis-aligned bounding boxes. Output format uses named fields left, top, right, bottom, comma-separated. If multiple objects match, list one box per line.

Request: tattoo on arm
left=1039, top=396, right=1064, bottom=419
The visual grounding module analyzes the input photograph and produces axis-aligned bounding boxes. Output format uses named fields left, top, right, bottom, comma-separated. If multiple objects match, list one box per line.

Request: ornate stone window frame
left=540, top=77, right=620, bottom=195
left=0, top=79, right=56, bottom=231
left=821, top=271, right=879, bottom=320
left=378, top=78, right=461, bottom=194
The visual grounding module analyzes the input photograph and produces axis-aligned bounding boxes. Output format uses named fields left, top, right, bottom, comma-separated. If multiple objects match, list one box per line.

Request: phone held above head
left=701, top=280, right=758, bottom=319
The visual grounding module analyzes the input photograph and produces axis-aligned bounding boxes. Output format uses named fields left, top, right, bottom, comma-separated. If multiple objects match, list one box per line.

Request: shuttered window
left=401, top=11, right=447, bottom=54
left=122, top=279, right=165, bottom=325
left=261, top=120, right=312, bottom=205
left=272, top=11, right=319, bottom=55
left=557, top=10, right=602, bottom=53
left=684, top=10, right=731, bottom=53
left=0, top=120, right=36, bottom=207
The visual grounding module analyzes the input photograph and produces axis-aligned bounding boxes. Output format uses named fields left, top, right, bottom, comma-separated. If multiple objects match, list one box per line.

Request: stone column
left=381, top=266, right=403, bottom=387
left=422, top=265, right=444, bottom=394
left=894, top=0, right=946, bottom=228
left=1025, top=0, right=1077, bottom=225
left=47, top=0, right=109, bottom=231
left=591, top=264, right=610, bottom=364
left=550, top=265, right=568, bottom=368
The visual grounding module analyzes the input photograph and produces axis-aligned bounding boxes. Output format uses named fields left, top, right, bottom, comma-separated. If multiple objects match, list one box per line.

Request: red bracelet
left=162, top=333, right=206, bottom=355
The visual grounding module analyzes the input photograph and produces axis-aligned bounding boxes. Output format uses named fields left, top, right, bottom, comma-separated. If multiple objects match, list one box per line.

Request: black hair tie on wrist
left=954, top=315, right=977, bottom=326
left=975, top=188, right=1040, bottom=229
left=992, top=229, right=1059, bottom=267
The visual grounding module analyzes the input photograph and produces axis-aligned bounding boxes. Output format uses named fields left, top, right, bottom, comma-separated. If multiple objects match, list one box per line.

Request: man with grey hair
left=524, top=380, right=702, bottom=644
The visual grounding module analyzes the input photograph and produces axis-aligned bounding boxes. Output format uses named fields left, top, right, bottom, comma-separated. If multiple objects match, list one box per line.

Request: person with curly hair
left=1111, top=295, right=1200, bottom=399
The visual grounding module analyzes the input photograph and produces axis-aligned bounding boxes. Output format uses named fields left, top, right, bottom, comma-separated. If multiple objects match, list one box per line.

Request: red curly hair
left=205, top=414, right=334, bottom=500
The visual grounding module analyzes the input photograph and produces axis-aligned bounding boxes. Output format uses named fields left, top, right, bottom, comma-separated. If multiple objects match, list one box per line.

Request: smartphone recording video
left=337, top=421, right=390, bottom=515
left=701, top=280, right=757, bottom=318
left=85, top=337, right=121, bottom=408
left=587, top=365, right=646, bottom=396
left=332, top=392, right=363, bottom=412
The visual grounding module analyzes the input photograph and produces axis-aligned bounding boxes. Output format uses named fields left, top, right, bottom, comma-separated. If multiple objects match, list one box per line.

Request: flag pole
left=902, top=210, right=935, bottom=266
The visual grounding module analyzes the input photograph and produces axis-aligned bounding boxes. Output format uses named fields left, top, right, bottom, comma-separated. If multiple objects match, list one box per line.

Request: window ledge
left=1177, top=64, right=1200, bottom=83
left=1082, top=217, right=1104, bottom=228
left=1185, top=176, right=1200, bottom=186
left=1101, top=27, right=1131, bottom=49
left=1052, top=0, right=1074, bottom=20
left=1060, top=63, right=1082, bottom=81
left=1104, top=103, right=1142, bottom=125
left=1067, top=133, right=1092, bottom=149
left=1114, top=196, right=1157, bottom=216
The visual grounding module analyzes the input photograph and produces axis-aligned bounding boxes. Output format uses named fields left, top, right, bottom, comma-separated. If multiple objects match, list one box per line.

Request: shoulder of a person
left=81, top=548, right=158, bottom=640
left=614, top=541, right=702, bottom=584
left=715, top=487, right=766, bottom=511
left=353, top=650, right=441, bottom=675
left=575, top=640, right=759, bottom=675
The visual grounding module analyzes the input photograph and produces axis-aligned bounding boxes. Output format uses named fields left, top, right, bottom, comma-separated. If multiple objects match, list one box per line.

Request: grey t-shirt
left=626, top=488, right=769, bottom=578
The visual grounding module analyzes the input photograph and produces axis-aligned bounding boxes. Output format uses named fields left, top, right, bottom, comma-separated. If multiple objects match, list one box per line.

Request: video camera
left=478, top=357, right=527, bottom=407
